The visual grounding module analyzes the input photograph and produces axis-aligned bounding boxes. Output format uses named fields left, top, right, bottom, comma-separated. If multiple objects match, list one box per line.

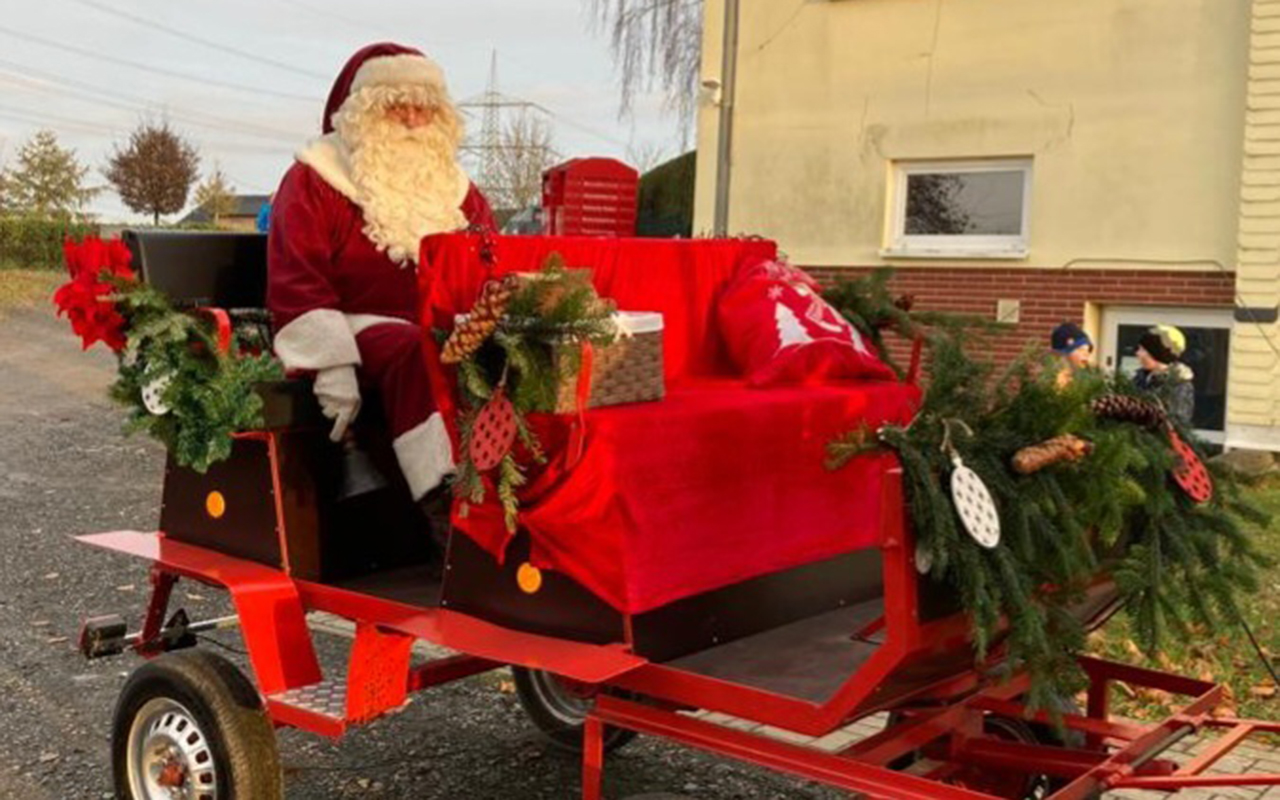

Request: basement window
left=883, top=159, right=1032, bottom=259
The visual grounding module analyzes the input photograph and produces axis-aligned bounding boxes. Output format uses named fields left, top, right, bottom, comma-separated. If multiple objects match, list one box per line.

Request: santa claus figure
left=268, top=43, right=494, bottom=504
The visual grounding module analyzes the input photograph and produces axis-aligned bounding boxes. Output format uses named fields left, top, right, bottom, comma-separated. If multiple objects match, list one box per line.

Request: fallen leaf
left=1124, top=639, right=1143, bottom=660
left=1250, top=683, right=1277, bottom=699
left=42, top=573, right=58, bottom=580
left=497, top=680, right=516, bottom=694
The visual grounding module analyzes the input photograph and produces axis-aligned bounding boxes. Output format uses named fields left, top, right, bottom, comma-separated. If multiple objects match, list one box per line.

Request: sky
left=0, top=0, right=686, bottom=222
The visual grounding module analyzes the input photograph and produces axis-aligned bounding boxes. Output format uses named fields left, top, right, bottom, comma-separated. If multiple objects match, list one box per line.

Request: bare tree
left=105, top=121, right=200, bottom=225
left=588, top=0, right=703, bottom=125
left=193, top=166, right=237, bottom=228
left=489, top=112, right=556, bottom=211
left=627, top=140, right=669, bottom=174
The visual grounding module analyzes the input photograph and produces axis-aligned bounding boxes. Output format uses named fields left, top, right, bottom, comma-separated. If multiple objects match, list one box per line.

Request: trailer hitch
left=79, top=609, right=240, bottom=660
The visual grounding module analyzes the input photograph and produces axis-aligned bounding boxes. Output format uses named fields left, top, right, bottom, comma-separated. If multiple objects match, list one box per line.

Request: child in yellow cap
left=1134, top=324, right=1194, bottom=426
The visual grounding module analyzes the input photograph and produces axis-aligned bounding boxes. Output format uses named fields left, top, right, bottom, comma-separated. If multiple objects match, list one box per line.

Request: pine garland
left=829, top=322, right=1269, bottom=709
left=107, top=281, right=282, bottom=472
left=452, top=254, right=619, bottom=530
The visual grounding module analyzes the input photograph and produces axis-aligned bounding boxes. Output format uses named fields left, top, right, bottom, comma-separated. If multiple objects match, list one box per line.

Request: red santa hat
left=322, top=42, right=450, bottom=134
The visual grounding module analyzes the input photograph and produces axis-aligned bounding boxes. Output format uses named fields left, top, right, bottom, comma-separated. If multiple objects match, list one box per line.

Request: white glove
left=313, top=365, right=362, bottom=442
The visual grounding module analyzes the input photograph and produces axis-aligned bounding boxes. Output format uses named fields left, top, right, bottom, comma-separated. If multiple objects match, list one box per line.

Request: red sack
left=717, top=259, right=896, bottom=386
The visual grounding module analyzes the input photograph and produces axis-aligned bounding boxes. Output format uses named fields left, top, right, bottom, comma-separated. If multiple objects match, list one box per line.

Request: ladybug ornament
left=1168, top=428, right=1213, bottom=504
left=470, top=390, right=519, bottom=471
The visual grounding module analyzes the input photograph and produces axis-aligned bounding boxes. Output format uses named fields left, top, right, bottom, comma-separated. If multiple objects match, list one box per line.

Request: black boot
left=417, top=485, right=453, bottom=581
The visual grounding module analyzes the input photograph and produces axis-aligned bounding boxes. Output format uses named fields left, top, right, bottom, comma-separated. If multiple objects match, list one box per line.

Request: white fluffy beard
left=342, top=114, right=469, bottom=266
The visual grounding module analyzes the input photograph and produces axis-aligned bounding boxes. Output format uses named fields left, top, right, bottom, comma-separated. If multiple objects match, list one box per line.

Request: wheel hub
left=128, top=698, right=219, bottom=799
left=529, top=670, right=597, bottom=725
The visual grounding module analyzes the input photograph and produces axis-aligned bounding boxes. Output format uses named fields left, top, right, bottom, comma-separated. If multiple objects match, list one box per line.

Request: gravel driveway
left=0, top=307, right=834, bottom=800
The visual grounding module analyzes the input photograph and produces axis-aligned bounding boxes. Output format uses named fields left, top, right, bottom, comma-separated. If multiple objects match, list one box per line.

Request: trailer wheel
left=512, top=667, right=636, bottom=754
left=111, top=649, right=282, bottom=800
left=951, top=715, right=1050, bottom=800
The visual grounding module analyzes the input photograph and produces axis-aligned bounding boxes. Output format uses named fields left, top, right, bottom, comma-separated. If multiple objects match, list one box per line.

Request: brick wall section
left=804, top=266, right=1236, bottom=369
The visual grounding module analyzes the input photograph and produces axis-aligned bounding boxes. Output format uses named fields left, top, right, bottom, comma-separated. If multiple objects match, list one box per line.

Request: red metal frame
left=586, top=655, right=1280, bottom=800
left=76, top=451, right=1278, bottom=799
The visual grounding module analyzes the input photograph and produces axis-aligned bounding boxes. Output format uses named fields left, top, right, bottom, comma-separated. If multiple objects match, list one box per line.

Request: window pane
left=904, top=170, right=1025, bottom=236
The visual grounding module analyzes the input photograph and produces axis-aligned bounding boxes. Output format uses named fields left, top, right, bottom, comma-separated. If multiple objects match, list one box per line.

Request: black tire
left=111, top=649, right=282, bottom=800
left=512, top=667, right=637, bottom=754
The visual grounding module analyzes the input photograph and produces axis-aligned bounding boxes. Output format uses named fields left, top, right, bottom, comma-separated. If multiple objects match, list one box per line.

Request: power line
left=0, top=59, right=306, bottom=145
left=0, top=105, right=292, bottom=159
left=65, top=0, right=329, bottom=82
left=0, top=24, right=315, bottom=104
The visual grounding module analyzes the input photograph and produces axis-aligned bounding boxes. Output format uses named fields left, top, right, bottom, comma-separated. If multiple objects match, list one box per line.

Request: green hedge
left=0, top=215, right=99, bottom=270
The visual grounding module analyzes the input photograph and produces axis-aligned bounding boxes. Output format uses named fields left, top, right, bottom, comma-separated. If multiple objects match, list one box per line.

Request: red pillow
left=717, top=259, right=896, bottom=386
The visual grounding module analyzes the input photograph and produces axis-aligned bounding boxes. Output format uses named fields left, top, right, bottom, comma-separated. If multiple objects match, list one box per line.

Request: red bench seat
left=420, top=234, right=918, bottom=613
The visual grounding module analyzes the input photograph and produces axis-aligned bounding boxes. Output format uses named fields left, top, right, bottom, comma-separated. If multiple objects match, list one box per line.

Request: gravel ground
left=0, top=307, right=837, bottom=800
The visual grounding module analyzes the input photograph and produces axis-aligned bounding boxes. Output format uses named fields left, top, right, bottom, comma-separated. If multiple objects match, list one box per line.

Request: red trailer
left=542, top=158, right=639, bottom=237
left=78, top=230, right=1280, bottom=800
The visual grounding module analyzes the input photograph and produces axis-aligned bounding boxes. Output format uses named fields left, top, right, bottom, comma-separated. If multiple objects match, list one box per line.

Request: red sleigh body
left=77, top=231, right=1279, bottom=800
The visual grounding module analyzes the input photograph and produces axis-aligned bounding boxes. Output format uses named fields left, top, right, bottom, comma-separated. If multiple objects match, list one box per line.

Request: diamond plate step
left=268, top=680, right=346, bottom=720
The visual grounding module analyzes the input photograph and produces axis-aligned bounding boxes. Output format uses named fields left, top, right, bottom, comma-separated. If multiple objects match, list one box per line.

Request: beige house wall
left=698, top=0, right=1280, bottom=449
left=696, top=0, right=1248, bottom=272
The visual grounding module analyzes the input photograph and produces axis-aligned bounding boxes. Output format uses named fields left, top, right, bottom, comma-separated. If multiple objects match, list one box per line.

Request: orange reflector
left=516, top=563, right=543, bottom=595
left=206, top=491, right=226, bottom=519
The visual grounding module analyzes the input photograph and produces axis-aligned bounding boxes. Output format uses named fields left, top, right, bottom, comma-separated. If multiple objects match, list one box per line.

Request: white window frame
left=882, top=158, right=1033, bottom=260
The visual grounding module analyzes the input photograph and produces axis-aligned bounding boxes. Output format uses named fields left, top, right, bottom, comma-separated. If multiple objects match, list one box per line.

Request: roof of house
left=180, top=193, right=271, bottom=224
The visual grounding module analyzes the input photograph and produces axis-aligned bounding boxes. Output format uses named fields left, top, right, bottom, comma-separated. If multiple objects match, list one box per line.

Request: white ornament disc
left=141, top=374, right=172, bottom=416
left=950, top=461, right=1001, bottom=548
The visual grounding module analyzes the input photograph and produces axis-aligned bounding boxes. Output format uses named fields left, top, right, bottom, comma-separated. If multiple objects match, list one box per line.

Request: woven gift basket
left=550, top=311, right=664, bottom=412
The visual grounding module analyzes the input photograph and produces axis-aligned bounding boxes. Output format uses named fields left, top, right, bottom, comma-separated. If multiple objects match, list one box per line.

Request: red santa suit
left=268, top=42, right=495, bottom=499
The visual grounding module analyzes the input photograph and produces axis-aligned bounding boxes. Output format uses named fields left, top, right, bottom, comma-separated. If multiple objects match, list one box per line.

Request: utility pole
left=713, top=0, right=741, bottom=237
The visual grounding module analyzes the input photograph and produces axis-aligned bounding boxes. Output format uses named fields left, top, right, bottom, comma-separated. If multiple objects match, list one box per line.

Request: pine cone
left=1090, top=394, right=1167, bottom=429
left=441, top=276, right=518, bottom=364
left=1012, top=434, right=1094, bottom=475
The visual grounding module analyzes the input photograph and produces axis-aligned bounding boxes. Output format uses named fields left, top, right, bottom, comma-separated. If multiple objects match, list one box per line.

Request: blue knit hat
left=1051, top=322, right=1092, bottom=355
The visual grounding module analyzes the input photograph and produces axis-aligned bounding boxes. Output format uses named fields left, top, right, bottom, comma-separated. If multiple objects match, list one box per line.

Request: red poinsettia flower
left=53, top=236, right=136, bottom=352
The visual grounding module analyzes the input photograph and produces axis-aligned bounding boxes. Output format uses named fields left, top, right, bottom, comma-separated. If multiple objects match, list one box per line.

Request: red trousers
left=354, top=322, right=452, bottom=499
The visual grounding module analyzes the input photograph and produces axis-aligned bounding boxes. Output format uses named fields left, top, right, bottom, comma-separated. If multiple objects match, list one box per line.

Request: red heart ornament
left=470, top=390, right=518, bottom=472
left=1168, top=429, right=1213, bottom=504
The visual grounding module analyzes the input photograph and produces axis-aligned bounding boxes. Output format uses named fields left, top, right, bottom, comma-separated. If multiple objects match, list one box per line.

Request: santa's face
left=385, top=102, right=436, bottom=130
left=332, top=87, right=469, bottom=264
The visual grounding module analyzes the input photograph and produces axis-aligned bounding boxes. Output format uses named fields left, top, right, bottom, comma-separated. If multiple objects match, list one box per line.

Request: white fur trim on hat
left=273, top=308, right=362, bottom=372
left=350, top=53, right=447, bottom=95
left=393, top=412, right=456, bottom=500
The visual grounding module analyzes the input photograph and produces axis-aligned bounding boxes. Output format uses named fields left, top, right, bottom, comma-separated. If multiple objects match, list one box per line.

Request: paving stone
left=755, top=725, right=817, bottom=745
left=809, top=728, right=861, bottom=753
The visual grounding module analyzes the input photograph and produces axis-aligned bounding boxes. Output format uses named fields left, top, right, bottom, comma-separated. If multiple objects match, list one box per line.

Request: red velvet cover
left=419, top=234, right=918, bottom=614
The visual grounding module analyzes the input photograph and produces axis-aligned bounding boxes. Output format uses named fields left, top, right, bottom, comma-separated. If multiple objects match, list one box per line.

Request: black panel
left=633, top=548, right=885, bottom=663
left=917, top=576, right=963, bottom=622
left=442, top=532, right=626, bottom=645
left=254, top=380, right=327, bottom=431
left=272, top=416, right=432, bottom=584
left=124, top=229, right=267, bottom=308
left=160, top=437, right=281, bottom=568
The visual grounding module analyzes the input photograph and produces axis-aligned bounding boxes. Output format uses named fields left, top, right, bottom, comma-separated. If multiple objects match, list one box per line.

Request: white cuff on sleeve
left=273, top=308, right=362, bottom=371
